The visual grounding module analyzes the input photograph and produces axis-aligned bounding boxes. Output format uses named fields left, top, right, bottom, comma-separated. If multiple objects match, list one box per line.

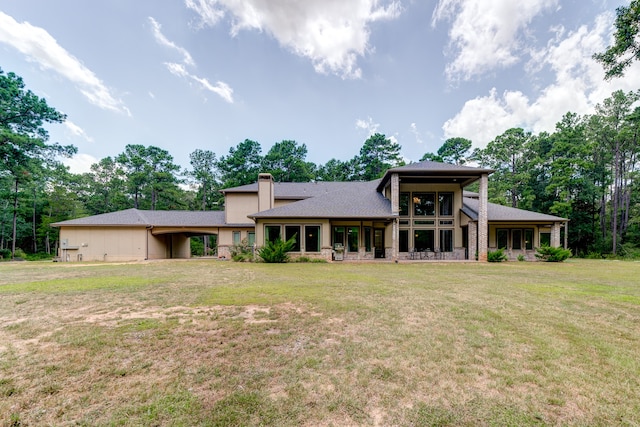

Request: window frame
left=285, top=225, right=301, bottom=252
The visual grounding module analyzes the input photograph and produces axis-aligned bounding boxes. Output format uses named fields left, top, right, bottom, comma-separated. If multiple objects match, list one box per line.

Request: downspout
left=146, top=225, right=153, bottom=260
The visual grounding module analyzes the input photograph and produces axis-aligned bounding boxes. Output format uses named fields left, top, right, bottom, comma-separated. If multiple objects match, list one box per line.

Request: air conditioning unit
left=61, top=239, right=69, bottom=249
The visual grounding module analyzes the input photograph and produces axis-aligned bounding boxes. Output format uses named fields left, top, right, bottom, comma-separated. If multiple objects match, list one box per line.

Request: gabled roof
left=51, top=209, right=227, bottom=227
left=377, top=160, right=494, bottom=191
left=221, top=181, right=355, bottom=199
left=249, top=180, right=393, bottom=219
left=462, top=197, right=567, bottom=222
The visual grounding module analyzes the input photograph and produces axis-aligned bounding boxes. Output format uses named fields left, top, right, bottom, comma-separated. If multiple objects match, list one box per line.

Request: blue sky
left=1, top=0, right=639, bottom=174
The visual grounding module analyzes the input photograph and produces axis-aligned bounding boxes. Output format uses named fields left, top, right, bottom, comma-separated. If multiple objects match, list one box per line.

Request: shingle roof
left=249, top=180, right=393, bottom=219
left=221, top=181, right=359, bottom=199
left=51, top=209, right=228, bottom=227
left=377, top=160, right=494, bottom=191
left=462, top=197, right=567, bottom=222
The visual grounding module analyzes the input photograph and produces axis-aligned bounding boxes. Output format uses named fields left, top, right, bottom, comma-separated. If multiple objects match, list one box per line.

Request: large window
left=333, top=227, right=345, bottom=248
left=540, top=232, right=551, bottom=247
left=439, top=193, right=453, bottom=216
left=285, top=225, right=301, bottom=252
left=399, top=230, right=409, bottom=252
left=413, top=193, right=435, bottom=216
left=347, top=227, right=359, bottom=252
left=399, top=192, right=410, bottom=216
left=414, top=229, right=434, bottom=251
left=524, top=229, right=533, bottom=250
left=247, top=232, right=255, bottom=246
left=497, top=229, right=509, bottom=249
left=364, top=227, right=372, bottom=252
left=512, top=229, right=523, bottom=250
left=440, top=229, right=453, bottom=252
left=305, top=226, right=320, bottom=252
left=265, top=225, right=281, bottom=243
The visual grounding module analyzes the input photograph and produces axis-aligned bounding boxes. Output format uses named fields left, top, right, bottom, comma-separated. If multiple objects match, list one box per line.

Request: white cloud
left=409, top=122, right=423, bottom=145
left=165, top=62, right=234, bottom=103
left=185, top=0, right=402, bottom=79
left=64, top=121, right=94, bottom=142
left=64, top=153, right=98, bottom=174
left=355, top=116, right=380, bottom=135
left=148, top=17, right=195, bottom=66
left=0, top=11, right=130, bottom=115
left=442, top=11, right=640, bottom=147
left=432, top=0, right=558, bottom=81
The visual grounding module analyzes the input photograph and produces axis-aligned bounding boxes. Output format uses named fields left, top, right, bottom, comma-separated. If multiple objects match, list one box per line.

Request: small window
left=399, top=192, right=410, bottom=216
left=347, top=226, right=359, bottom=252
left=414, top=220, right=434, bottom=225
left=265, top=225, right=281, bottom=243
left=439, top=193, right=453, bottom=216
left=232, top=231, right=241, bottom=245
left=497, top=229, right=509, bottom=249
left=400, top=220, right=410, bottom=225
left=247, top=232, right=255, bottom=246
left=285, top=225, right=301, bottom=252
left=439, top=220, right=453, bottom=225
left=413, top=193, right=435, bottom=216
left=305, top=226, right=320, bottom=252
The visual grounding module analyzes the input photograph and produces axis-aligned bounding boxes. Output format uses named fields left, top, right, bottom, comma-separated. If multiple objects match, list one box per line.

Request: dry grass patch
left=0, top=259, right=639, bottom=425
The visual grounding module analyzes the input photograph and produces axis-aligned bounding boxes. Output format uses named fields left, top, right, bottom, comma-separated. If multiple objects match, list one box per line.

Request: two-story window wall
left=399, top=190, right=456, bottom=253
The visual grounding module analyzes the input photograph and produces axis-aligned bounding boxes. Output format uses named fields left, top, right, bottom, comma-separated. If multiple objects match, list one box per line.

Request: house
left=52, top=160, right=568, bottom=262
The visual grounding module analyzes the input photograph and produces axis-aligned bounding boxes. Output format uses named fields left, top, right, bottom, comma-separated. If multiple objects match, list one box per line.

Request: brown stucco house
left=51, top=160, right=568, bottom=262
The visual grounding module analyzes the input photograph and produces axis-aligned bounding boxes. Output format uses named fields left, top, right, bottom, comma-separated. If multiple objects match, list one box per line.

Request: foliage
left=294, top=256, right=327, bottom=263
left=216, top=139, right=263, bottom=188
left=257, top=235, right=296, bottom=263
left=593, top=0, right=640, bottom=79
left=230, top=238, right=255, bottom=262
left=487, top=248, right=507, bottom=262
left=357, top=133, right=403, bottom=180
left=261, top=140, right=314, bottom=182
left=517, top=254, right=526, bottom=262
left=535, top=246, right=572, bottom=262
left=0, top=248, right=10, bottom=260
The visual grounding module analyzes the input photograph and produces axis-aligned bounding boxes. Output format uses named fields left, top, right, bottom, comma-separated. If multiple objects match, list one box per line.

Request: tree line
left=2, top=1, right=640, bottom=259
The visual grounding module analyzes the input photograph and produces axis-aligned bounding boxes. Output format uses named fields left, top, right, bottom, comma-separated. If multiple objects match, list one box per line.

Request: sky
left=1, top=0, right=639, bottom=175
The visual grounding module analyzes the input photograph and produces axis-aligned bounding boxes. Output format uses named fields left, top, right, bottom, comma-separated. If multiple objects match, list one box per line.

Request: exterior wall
left=58, top=226, right=147, bottom=262
left=217, top=228, right=255, bottom=259
left=225, top=193, right=259, bottom=224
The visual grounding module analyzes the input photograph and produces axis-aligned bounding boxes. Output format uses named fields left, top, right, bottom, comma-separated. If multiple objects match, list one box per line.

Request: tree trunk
left=12, top=178, right=19, bottom=259
left=32, top=187, right=37, bottom=253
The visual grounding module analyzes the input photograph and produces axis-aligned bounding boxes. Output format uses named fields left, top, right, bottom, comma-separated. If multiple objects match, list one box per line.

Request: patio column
left=564, top=221, right=568, bottom=249
left=478, top=173, right=488, bottom=262
left=391, top=173, right=399, bottom=261
left=468, top=222, right=477, bottom=260
left=551, top=221, right=561, bottom=247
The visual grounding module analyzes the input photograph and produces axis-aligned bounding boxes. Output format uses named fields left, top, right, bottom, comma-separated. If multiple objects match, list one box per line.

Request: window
left=364, top=227, right=372, bottom=252
left=439, top=193, right=453, bottom=216
left=399, top=230, right=409, bottom=252
left=305, top=226, right=320, bottom=252
left=413, top=193, right=435, bottom=216
left=333, top=227, right=345, bottom=248
left=524, top=229, right=533, bottom=250
left=414, top=220, right=435, bottom=225
left=347, top=226, right=359, bottom=252
left=265, top=225, right=280, bottom=243
left=247, top=232, right=255, bottom=246
left=512, top=229, right=523, bottom=250
left=540, top=232, right=551, bottom=247
left=497, top=229, right=509, bottom=249
left=439, top=229, right=453, bottom=252
left=285, top=225, right=301, bottom=252
left=232, top=231, right=241, bottom=245
left=414, top=229, right=434, bottom=251
left=399, top=192, right=409, bottom=216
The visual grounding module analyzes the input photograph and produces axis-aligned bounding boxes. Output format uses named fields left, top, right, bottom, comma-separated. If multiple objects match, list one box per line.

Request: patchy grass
left=0, top=259, right=639, bottom=426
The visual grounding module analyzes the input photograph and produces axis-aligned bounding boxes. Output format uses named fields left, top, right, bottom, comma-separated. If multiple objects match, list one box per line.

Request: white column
left=478, top=173, right=488, bottom=262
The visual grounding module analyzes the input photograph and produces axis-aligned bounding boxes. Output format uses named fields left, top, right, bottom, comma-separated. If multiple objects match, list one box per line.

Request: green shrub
left=257, top=235, right=296, bottom=263
left=487, top=248, right=507, bottom=262
left=517, top=254, right=526, bottom=262
left=230, top=238, right=255, bottom=262
left=0, top=248, right=11, bottom=260
left=535, top=246, right=572, bottom=262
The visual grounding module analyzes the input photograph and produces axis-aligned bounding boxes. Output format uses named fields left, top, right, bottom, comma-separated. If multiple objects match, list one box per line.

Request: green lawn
left=1, top=259, right=639, bottom=426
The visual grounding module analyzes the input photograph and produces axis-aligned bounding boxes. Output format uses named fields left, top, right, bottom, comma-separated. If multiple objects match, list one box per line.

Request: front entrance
left=374, top=228, right=385, bottom=258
